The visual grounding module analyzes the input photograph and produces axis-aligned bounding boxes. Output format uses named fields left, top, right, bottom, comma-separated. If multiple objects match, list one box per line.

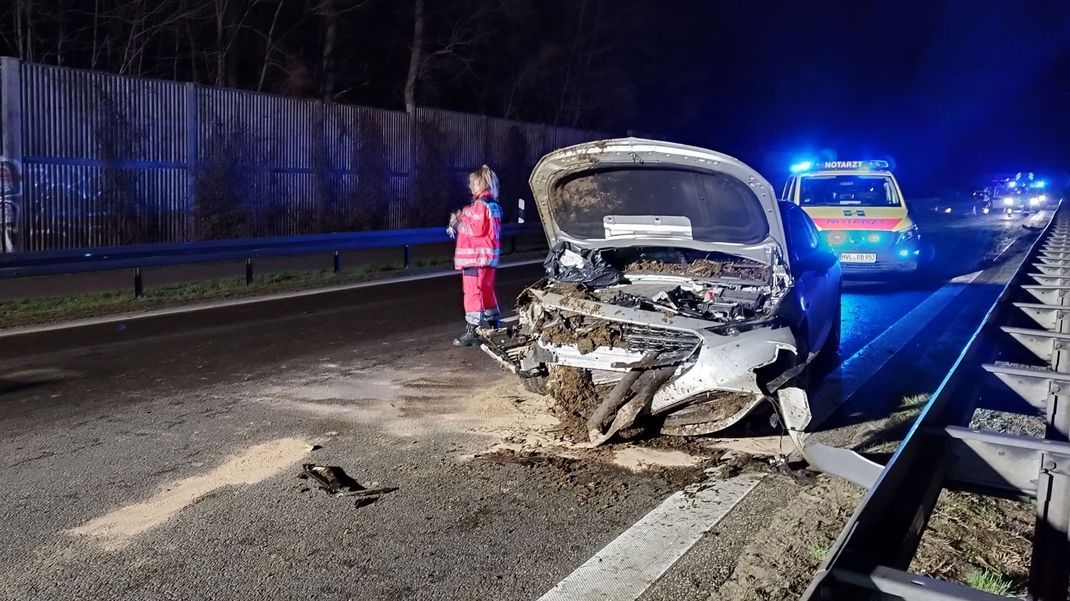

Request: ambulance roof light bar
left=790, top=159, right=892, bottom=173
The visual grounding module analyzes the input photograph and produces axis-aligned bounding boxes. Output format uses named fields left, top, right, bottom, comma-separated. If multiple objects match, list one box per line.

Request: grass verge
left=966, top=569, right=1015, bottom=595
left=0, top=252, right=545, bottom=330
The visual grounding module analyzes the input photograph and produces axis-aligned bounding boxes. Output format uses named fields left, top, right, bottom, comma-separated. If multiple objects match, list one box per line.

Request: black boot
left=453, top=323, right=481, bottom=347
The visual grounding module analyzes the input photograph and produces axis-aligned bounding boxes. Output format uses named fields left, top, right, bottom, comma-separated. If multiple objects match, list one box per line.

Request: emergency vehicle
left=991, top=172, right=1051, bottom=215
left=782, top=159, right=920, bottom=273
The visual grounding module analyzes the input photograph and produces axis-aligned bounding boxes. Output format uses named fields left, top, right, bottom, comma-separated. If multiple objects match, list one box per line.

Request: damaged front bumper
left=481, top=289, right=802, bottom=442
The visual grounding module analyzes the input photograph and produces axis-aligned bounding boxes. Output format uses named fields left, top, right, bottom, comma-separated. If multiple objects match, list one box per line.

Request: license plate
left=840, top=253, right=877, bottom=263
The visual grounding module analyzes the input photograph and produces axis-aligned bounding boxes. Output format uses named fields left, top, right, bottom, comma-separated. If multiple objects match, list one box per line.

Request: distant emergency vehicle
left=991, top=172, right=1051, bottom=214
left=782, top=159, right=919, bottom=273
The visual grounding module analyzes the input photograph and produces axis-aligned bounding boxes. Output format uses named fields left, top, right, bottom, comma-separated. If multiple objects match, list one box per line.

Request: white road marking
left=0, top=258, right=544, bottom=339
left=537, top=474, right=761, bottom=601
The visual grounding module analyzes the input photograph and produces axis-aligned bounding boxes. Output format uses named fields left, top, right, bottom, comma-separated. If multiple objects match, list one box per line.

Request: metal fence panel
left=1, top=58, right=611, bottom=254
left=22, top=62, right=187, bottom=164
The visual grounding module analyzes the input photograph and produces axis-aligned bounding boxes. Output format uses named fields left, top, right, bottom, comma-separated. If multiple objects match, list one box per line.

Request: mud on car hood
left=529, top=138, right=789, bottom=266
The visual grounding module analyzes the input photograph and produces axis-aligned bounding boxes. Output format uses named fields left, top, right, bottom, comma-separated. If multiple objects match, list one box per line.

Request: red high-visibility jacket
left=454, top=191, right=502, bottom=269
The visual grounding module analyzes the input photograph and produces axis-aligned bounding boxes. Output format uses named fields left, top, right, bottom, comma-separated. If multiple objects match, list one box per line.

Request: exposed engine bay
left=480, top=137, right=841, bottom=447
left=481, top=244, right=811, bottom=446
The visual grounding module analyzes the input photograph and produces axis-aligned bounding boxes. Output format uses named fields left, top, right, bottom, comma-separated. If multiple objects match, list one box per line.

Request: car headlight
left=1003, top=197, right=1014, bottom=206
left=895, top=226, right=918, bottom=246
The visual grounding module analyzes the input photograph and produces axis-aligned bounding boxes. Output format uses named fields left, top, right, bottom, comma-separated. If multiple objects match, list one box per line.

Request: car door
left=780, top=202, right=841, bottom=355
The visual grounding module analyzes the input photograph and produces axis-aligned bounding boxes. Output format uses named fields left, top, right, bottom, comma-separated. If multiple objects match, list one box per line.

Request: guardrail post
left=245, top=258, right=253, bottom=285
left=333, top=250, right=341, bottom=274
left=404, top=244, right=411, bottom=269
left=133, top=267, right=143, bottom=297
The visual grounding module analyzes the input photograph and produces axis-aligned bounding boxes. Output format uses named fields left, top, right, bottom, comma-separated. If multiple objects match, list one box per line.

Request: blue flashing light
left=790, top=160, right=813, bottom=174
left=898, top=249, right=910, bottom=258
left=1036, top=180, right=1047, bottom=189
left=1008, top=181, right=1017, bottom=188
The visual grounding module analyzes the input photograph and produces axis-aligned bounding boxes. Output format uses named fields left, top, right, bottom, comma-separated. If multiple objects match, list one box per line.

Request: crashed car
left=481, top=138, right=842, bottom=445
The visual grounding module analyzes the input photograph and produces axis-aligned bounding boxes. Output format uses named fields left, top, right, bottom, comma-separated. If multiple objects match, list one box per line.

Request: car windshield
left=799, top=174, right=901, bottom=207
left=549, top=167, right=770, bottom=244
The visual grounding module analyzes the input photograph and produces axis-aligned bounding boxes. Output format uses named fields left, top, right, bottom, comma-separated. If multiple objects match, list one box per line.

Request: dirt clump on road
left=479, top=449, right=631, bottom=506
left=546, top=366, right=604, bottom=440
left=476, top=447, right=709, bottom=505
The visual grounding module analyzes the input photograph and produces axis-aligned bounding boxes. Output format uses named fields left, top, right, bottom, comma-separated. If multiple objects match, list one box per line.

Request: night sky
left=640, top=1, right=1070, bottom=192
left=2, top=0, right=1069, bottom=194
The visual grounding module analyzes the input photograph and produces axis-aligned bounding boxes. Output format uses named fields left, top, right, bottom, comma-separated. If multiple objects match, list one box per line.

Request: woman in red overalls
left=448, top=165, right=502, bottom=346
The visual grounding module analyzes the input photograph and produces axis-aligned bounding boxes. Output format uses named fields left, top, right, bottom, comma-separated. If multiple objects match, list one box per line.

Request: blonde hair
left=470, top=164, right=499, bottom=199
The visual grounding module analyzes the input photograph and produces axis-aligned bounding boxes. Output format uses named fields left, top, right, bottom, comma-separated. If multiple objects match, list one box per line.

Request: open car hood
left=529, top=138, right=788, bottom=266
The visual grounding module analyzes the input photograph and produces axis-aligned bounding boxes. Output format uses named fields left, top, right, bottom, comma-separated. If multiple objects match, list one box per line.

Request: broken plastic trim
left=587, top=356, right=675, bottom=446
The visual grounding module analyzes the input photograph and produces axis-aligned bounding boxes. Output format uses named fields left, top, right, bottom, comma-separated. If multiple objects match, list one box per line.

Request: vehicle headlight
left=1003, top=197, right=1014, bottom=206
left=895, top=226, right=918, bottom=246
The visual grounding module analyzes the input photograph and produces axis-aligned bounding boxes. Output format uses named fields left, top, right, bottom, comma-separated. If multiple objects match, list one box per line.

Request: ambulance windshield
left=799, top=175, right=901, bottom=207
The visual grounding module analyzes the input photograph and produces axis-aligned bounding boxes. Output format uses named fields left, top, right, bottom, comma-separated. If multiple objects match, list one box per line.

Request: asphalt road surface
left=0, top=210, right=1049, bottom=600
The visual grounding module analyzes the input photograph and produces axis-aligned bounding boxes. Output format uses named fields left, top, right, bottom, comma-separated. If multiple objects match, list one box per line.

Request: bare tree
left=12, top=0, right=35, bottom=61
left=210, top=0, right=254, bottom=86
left=403, top=0, right=424, bottom=113
left=404, top=0, right=495, bottom=112
left=256, top=0, right=285, bottom=91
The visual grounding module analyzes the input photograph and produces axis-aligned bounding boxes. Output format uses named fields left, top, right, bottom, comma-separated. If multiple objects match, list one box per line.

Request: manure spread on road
left=250, top=355, right=778, bottom=486
left=67, top=437, right=312, bottom=550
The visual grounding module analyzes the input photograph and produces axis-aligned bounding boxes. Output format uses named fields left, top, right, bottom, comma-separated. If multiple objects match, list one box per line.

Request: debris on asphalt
left=298, top=463, right=398, bottom=507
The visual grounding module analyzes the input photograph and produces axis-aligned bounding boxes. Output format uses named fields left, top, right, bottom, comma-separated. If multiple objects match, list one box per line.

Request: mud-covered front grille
left=620, top=324, right=701, bottom=354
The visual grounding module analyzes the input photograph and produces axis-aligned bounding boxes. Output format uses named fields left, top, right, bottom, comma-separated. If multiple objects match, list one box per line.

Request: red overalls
left=454, top=190, right=502, bottom=325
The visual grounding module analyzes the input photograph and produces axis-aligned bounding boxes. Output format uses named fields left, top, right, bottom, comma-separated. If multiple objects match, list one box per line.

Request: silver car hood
left=528, top=138, right=788, bottom=266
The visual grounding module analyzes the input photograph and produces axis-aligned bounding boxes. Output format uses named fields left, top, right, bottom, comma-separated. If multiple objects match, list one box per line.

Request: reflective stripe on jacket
left=454, top=196, right=502, bottom=269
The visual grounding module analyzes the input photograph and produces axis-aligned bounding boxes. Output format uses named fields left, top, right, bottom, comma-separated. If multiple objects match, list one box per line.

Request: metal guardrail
left=0, top=223, right=537, bottom=296
left=801, top=204, right=1070, bottom=600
